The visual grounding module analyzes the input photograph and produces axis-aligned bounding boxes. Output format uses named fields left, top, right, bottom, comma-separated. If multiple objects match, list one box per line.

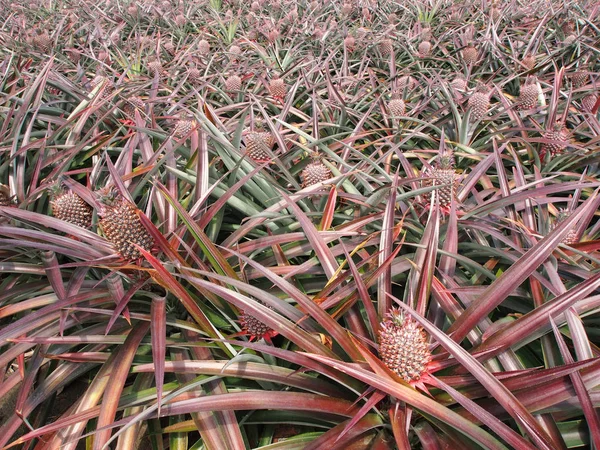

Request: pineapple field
left=1, top=0, right=600, bottom=448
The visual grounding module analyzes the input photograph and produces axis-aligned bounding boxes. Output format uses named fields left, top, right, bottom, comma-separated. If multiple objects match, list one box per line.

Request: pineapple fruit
left=239, top=310, right=275, bottom=341
left=301, top=153, right=331, bottom=186
left=378, top=309, right=432, bottom=384
left=423, top=153, right=458, bottom=208
left=541, top=121, right=570, bottom=158
left=50, top=190, right=93, bottom=228
left=517, top=78, right=541, bottom=110
left=98, top=192, right=155, bottom=261
left=243, top=125, right=273, bottom=162
left=468, top=85, right=490, bottom=121
left=0, top=185, right=12, bottom=207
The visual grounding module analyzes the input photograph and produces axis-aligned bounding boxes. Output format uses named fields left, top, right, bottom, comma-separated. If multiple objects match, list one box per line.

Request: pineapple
left=378, top=309, right=432, bottom=384
left=123, top=96, right=144, bottom=117
left=341, top=2, right=353, bottom=16
left=344, top=36, right=355, bottom=52
left=173, top=116, right=196, bottom=139
left=239, top=310, right=275, bottom=341
left=33, top=29, right=52, bottom=53
left=50, top=190, right=93, bottom=229
left=225, top=74, right=242, bottom=92
left=541, top=121, right=570, bottom=158
left=423, top=154, right=458, bottom=208
left=582, top=94, right=598, bottom=112
left=198, top=39, right=210, bottom=55
left=163, top=41, right=175, bottom=56
left=301, top=154, right=331, bottom=186
left=555, top=210, right=578, bottom=245
left=268, top=74, right=286, bottom=100
left=187, top=66, right=201, bottom=82
left=90, top=74, right=113, bottom=100
left=468, top=86, right=490, bottom=121
left=243, top=125, right=273, bottom=162
left=517, top=78, right=541, bottom=110
left=147, top=59, right=163, bottom=76
left=522, top=54, right=536, bottom=70
left=450, top=74, right=467, bottom=91
left=571, top=69, right=588, bottom=88
left=418, top=40, right=432, bottom=57
left=387, top=92, right=406, bottom=117
left=379, top=38, right=393, bottom=57
left=0, top=184, right=12, bottom=207
left=229, top=45, right=242, bottom=60
left=175, top=14, right=186, bottom=27
left=397, top=75, right=417, bottom=91
left=462, top=44, right=478, bottom=65
left=98, top=192, right=155, bottom=261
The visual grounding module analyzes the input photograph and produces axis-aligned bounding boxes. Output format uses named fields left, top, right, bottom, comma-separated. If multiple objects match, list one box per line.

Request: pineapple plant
left=50, top=189, right=93, bottom=229
left=423, top=152, right=458, bottom=209
left=98, top=191, right=155, bottom=261
left=378, top=309, right=432, bottom=384
left=468, top=85, right=491, bottom=121
left=301, top=153, right=331, bottom=186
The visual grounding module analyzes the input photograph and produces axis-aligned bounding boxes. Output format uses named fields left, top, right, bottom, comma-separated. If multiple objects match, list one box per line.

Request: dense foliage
left=0, top=0, right=599, bottom=448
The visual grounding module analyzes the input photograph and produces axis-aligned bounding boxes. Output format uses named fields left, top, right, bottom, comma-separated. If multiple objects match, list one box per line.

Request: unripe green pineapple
left=378, top=309, right=432, bottom=384
left=50, top=190, right=92, bottom=228
left=423, top=154, right=458, bottom=208
left=98, top=192, right=154, bottom=261
left=301, top=153, right=331, bottom=186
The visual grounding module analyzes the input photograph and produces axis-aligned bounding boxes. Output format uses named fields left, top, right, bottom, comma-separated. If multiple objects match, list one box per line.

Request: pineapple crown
left=96, top=186, right=120, bottom=207
left=437, top=154, right=455, bottom=170
left=383, top=307, right=408, bottom=327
